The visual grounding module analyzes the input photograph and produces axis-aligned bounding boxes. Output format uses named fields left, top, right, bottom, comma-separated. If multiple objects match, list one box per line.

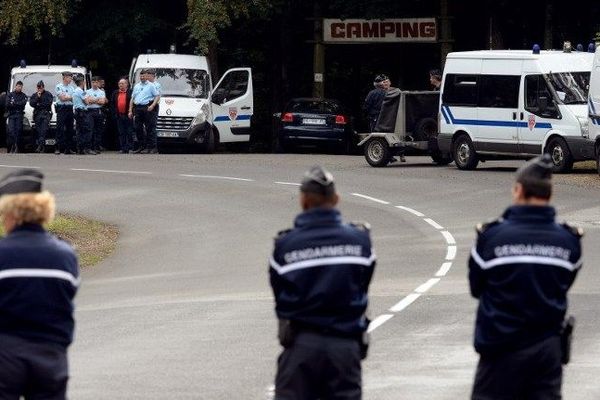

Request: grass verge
left=1, top=214, right=119, bottom=267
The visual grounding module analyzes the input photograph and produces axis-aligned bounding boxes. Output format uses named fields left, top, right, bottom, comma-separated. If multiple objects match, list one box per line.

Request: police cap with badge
left=0, top=169, right=43, bottom=197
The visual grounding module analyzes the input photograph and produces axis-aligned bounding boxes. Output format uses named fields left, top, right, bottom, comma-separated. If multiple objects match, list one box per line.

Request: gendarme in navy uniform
left=469, top=154, right=582, bottom=400
left=270, top=166, right=376, bottom=400
left=0, top=169, right=80, bottom=400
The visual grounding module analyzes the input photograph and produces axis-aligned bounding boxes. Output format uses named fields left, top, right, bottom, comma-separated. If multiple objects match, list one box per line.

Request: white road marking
left=367, top=314, right=394, bottom=333
left=441, top=230, right=456, bottom=245
left=414, top=278, right=441, bottom=294
left=0, top=164, right=40, bottom=169
left=180, top=174, right=254, bottom=182
left=446, top=245, right=457, bottom=261
left=424, top=218, right=444, bottom=230
left=395, top=205, right=425, bottom=217
left=71, top=168, right=152, bottom=175
left=274, top=181, right=301, bottom=186
left=389, top=293, right=421, bottom=312
left=435, top=262, right=453, bottom=277
left=351, top=193, right=390, bottom=205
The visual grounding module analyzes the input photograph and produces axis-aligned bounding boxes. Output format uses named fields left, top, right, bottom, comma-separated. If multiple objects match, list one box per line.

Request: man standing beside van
left=469, top=155, right=582, bottom=400
left=29, top=80, right=54, bottom=153
left=129, top=69, right=160, bottom=154
left=55, top=72, right=75, bottom=155
left=5, top=81, right=28, bottom=154
left=85, top=77, right=108, bottom=154
left=363, top=74, right=387, bottom=132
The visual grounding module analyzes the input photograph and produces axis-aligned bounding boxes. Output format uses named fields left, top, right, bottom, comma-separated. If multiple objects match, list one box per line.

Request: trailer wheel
left=430, top=152, right=452, bottom=166
left=452, top=135, right=479, bottom=170
left=544, top=137, right=573, bottom=173
left=365, top=138, right=391, bottom=167
left=414, top=118, right=438, bottom=141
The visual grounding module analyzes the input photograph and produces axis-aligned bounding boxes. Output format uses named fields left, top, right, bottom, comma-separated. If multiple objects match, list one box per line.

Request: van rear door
left=589, top=49, right=600, bottom=142
left=211, top=68, right=253, bottom=143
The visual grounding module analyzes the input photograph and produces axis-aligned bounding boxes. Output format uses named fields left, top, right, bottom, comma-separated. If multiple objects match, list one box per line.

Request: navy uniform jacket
left=270, top=208, right=376, bottom=336
left=0, top=224, right=79, bottom=348
left=29, top=90, right=54, bottom=116
left=363, top=88, right=386, bottom=118
left=469, top=205, right=582, bottom=356
left=5, top=91, right=28, bottom=116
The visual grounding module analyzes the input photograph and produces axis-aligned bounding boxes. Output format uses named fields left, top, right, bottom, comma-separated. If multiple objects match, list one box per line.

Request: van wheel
left=452, top=135, right=479, bottom=170
left=204, top=129, right=217, bottom=154
left=545, top=137, right=573, bottom=173
left=364, top=138, right=391, bottom=167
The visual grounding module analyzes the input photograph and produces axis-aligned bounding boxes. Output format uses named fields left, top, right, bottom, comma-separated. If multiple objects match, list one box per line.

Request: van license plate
left=45, top=139, right=56, bottom=146
left=158, top=132, right=179, bottom=138
left=303, top=118, right=326, bottom=125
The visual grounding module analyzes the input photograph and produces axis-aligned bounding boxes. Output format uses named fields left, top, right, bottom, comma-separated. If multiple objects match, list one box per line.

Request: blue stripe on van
left=440, top=107, right=450, bottom=124
left=442, top=105, right=552, bottom=130
left=214, top=114, right=252, bottom=122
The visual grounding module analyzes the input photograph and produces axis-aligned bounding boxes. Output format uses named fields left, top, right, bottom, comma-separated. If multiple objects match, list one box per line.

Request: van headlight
left=191, top=111, right=206, bottom=127
left=577, top=117, right=589, bottom=138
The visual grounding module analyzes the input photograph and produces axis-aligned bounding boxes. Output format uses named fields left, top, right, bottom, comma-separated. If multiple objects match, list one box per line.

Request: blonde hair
left=0, top=191, right=55, bottom=226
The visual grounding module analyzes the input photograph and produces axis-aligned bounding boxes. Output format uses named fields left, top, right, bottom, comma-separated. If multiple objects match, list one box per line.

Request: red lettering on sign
left=361, top=22, right=379, bottom=38
left=380, top=22, right=395, bottom=37
left=331, top=23, right=345, bottom=38
left=420, top=22, right=436, bottom=38
left=402, top=22, right=419, bottom=38
left=347, top=23, right=362, bottom=38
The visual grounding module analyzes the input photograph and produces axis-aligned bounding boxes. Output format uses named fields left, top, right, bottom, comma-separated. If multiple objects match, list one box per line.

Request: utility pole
left=312, top=1, right=325, bottom=99
left=439, top=0, right=452, bottom=66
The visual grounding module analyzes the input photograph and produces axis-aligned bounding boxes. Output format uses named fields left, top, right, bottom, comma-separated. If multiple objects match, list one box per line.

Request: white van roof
left=446, top=50, right=593, bottom=74
left=134, top=54, right=209, bottom=71
left=11, top=65, right=87, bottom=75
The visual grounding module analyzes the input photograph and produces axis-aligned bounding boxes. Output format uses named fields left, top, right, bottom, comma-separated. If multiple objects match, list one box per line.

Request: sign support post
left=312, top=3, right=325, bottom=99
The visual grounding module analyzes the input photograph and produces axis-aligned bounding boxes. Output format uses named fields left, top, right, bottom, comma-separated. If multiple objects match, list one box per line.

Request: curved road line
left=351, top=193, right=457, bottom=333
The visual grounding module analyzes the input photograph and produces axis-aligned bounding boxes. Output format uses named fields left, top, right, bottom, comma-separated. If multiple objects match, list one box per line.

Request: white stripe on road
left=446, top=245, right=457, bottom=261
left=180, top=174, right=254, bottom=182
left=389, top=293, right=422, bottom=312
left=367, top=314, right=394, bottom=333
left=0, top=164, right=41, bottom=169
left=351, top=193, right=390, bottom=205
left=395, top=205, right=425, bottom=217
left=424, top=218, right=444, bottom=230
left=435, top=262, right=453, bottom=277
left=274, top=181, right=301, bottom=186
left=441, top=230, right=456, bottom=245
left=71, top=168, right=152, bottom=175
left=415, top=278, right=441, bottom=294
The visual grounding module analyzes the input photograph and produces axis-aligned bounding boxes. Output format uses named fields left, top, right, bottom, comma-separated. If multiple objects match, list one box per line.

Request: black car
left=273, top=98, right=356, bottom=153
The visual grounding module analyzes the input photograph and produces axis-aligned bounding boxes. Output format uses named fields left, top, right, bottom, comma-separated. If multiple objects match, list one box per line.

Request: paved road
left=1, top=153, right=599, bottom=399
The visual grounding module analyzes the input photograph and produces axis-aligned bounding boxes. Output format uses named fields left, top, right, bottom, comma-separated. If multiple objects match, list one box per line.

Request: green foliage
left=185, top=0, right=272, bottom=54
left=0, top=0, right=76, bottom=43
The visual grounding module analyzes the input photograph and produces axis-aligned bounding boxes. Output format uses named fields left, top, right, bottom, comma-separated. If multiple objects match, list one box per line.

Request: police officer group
left=5, top=69, right=161, bottom=155
left=0, top=155, right=583, bottom=399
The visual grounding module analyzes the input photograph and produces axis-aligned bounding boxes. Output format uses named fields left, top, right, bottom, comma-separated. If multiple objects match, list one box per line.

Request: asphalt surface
left=1, top=152, right=599, bottom=399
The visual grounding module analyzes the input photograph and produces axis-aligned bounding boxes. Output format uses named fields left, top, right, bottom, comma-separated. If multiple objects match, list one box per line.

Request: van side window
left=212, top=70, right=249, bottom=104
left=442, top=74, right=478, bottom=106
left=525, top=75, right=560, bottom=119
left=478, top=75, right=520, bottom=108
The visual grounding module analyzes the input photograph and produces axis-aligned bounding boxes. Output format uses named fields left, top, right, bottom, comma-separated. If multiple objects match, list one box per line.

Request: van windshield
left=11, top=72, right=74, bottom=97
left=136, top=69, right=209, bottom=99
left=546, top=72, right=590, bottom=105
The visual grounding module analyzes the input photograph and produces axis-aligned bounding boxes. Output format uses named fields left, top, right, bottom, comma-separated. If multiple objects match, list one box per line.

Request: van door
left=211, top=68, right=253, bottom=143
left=518, top=74, right=559, bottom=154
left=588, top=52, right=600, bottom=142
left=475, top=60, right=522, bottom=153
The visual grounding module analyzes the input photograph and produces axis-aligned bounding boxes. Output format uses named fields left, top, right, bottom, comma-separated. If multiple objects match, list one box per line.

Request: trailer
left=358, top=89, right=452, bottom=167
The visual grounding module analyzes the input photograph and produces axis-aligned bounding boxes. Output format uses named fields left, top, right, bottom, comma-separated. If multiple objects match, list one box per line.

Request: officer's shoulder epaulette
left=560, top=222, right=584, bottom=238
left=275, top=228, right=293, bottom=240
left=476, top=218, right=503, bottom=235
left=349, top=221, right=371, bottom=232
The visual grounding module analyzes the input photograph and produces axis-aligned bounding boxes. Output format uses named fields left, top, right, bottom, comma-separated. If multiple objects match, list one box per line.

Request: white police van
left=130, top=51, right=253, bottom=152
left=437, top=46, right=594, bottom=173
left=8, top=61, right=90, bottom=149
left=587, top=45, right=600, bottom=175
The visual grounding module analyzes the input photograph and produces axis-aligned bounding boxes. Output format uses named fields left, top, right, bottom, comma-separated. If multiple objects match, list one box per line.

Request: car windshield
left=11, top=72, right=73, bottom=97
left=288, top=100, right=342, bottom=114
left=136, top=68, right=209, bottom=99
left=546, top=72, right=590, bottom=105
